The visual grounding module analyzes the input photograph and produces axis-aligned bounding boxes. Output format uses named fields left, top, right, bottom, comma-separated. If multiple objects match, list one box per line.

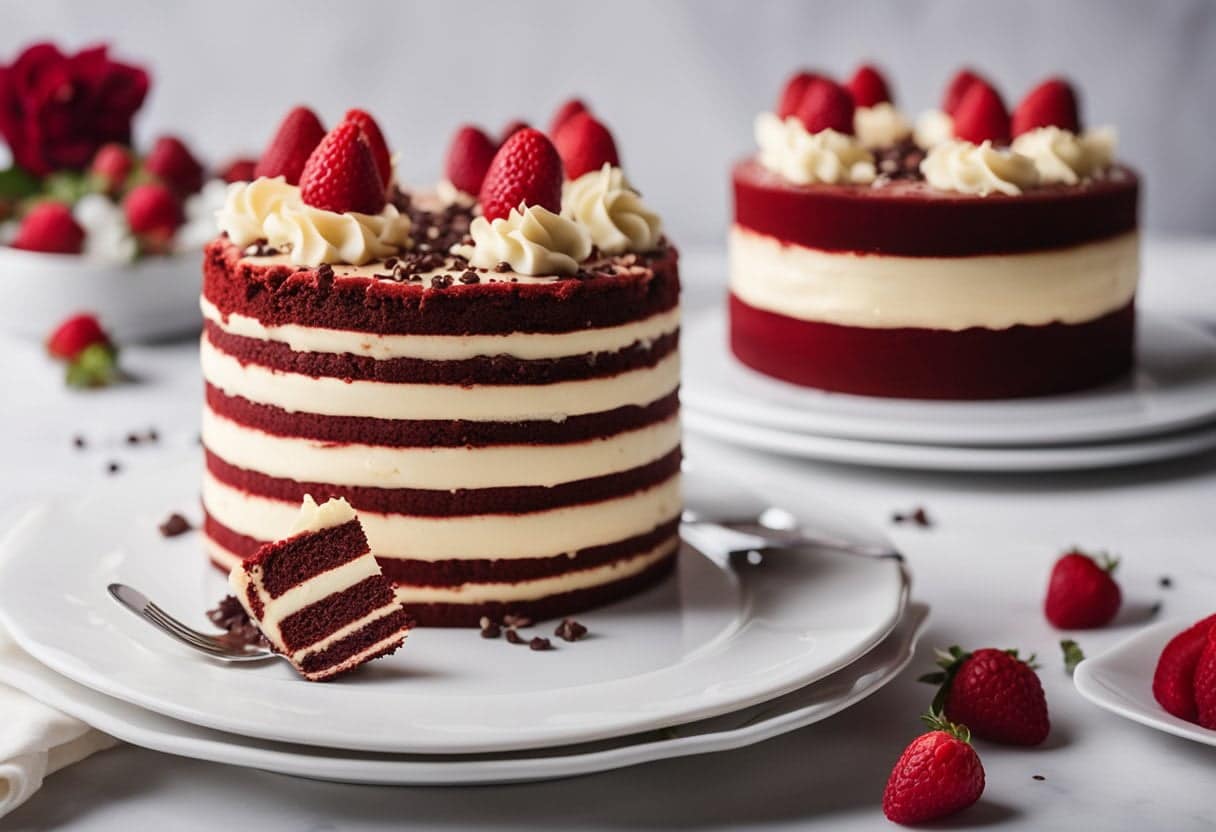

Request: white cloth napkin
left=0, top=630, right=117, bottom=819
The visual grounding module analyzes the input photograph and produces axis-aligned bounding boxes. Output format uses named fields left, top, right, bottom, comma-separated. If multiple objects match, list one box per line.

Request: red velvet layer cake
left=202, top=103, right=680, bottom=626
left=230, top=496, right=413, bottom=681
left=730, top=66, right=1140, bottom=399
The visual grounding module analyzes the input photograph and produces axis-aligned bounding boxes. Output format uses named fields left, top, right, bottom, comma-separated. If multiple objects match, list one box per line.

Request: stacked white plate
left=682, top=310, right=1216, bottom=472
left=0, top=462, right=926, bottom=785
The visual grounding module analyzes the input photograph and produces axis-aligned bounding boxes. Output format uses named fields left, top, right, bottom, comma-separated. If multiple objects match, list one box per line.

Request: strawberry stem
left=920, top=710, right=972, bottom=743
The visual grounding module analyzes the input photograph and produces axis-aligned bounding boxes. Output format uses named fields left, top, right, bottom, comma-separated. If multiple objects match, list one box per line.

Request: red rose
left=0, top=42, right=149, bottom=176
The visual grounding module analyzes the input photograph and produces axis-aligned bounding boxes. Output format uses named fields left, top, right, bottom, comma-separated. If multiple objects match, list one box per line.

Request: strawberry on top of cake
left=202, top=102, right=681, bottom=627
left=731, top=65, right=1138, bottom=400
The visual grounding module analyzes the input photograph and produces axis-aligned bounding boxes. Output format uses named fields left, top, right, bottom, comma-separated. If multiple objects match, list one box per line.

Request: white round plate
left=0, top=247, right=201, bottom=343
left=0, top=467, right=908, bottom=755
left=682, top=309, right=1216, bottom=448
left=1074, top=619, right=1216, bottom=747
left=685, top=409, right=1216, bottom=473
left=0, top=605, right=927, bottom=785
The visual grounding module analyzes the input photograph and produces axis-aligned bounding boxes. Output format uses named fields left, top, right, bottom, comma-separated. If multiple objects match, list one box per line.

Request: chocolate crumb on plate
left=529, top=637, right=553, bottom=651
left=158, top=513, right=193, bottom=537
left=1032, top=775, right=1046, bottom=781
left=206, top=595, right=269, bottom=650
left=892, top=506, right=932, bottom=527
left=72, top=435, right=86, bottom=449
left=555, top=618, right=588, bottom=642
left=106, top=461, right=121, bottom=475
left=1159, top=576, right=1173, bottom=589
left=503, top=614, right=532, bottom=629
left=505, top=628, right=525, bottom=645
left=479, top=616, right=502, bottom=639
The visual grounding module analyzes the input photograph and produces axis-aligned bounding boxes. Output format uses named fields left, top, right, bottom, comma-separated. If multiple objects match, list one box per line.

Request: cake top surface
left=750, top=65, right=1130, bottom=198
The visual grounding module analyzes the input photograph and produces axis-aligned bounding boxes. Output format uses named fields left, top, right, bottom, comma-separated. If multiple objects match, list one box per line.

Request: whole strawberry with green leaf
left=1045, top=549, right=1122, bottom=629
left=883, top=712, right=985, bottom=825
left=920, top=645, right=1050, bottom=746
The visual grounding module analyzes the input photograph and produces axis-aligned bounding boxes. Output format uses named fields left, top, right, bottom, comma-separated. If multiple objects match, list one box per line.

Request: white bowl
left=0, top=246, right=202, bottom=343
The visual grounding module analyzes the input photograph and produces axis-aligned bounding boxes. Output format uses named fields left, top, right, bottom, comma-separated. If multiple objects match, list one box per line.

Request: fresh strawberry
left=951, top=81, right=1011, bottom=144
left=218, top=157, right=258, bottom=183
left=123, top=183, right=184, bottom=249
left=477, top=127, right=564, bottom=221
left=553, top=113, right=620, bottom=179
left=1153, top=613, right=1216, bottom=722
left=883, top=713, right=985, bottom=825
left=775, top=69, right=826, bottom=118
left=793, top=78, right=855, bottom=135
left=1044, top=550, right=1122, bottom=629
left=255, top=106, right=326, bottom=185
left=846, top=64, right=892, bottom=107
left=499, top=119, right=531, bottom=145
left=47, top=313, right=109, bottom=360
left=343, top=108, right=393, bottom=187
left=90, top=143, right=133, bottom=194
left=1192, top=623, right=1216, bottom=728
left=942, top=67, right=988, bottom=115
left=444, top=125, right=497, bottom=196
left=11, top=202, right=85, bottom=254
left=145, top=135, right=204, bottom=195
left=1012, top=77, right=1081, bottom=137
left=921, top=646, right=1050, bottom=746
left=298, top=122, right=386, bottom=215
left=548, top=98, right=588, bottom=137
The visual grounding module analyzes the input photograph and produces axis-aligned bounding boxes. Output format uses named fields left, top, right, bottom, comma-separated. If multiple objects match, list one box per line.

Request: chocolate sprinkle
left=529, top=637, right=552, bottom=651
left=459, top=270, right=480, bottom=284
left=1033, top=775, right=1046, bottom=781
left=106, top=461, right=121, bottom=475
left=72, top=435, right=86, bottom=449
left=494, top=261, right=512, bottom=273
left=1159, top=576, right=1173, bottom=589
left=892, top=507, right=932, bottom=527
left=158, top=513, right=193, bottom=537
left=505, top=628, right=525, bottom=645
left=479, top=616, right=502, bottom=639
left=554, top=618, right=588, bottom=642
left=206, top=595, right=269, bottom=649
left=430, top=274, right=453, bottom=289
left=503, top=614, right=532, bottom=629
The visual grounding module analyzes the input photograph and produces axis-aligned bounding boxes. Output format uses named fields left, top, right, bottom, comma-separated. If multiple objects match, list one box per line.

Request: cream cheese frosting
left=919, top=139, right=1040, bottom=196
left=216, top=177, right=411, bottom=267
left=454, top=204, right=591, bottom=276
left=853, top=103, right=911, bottom=148
left=754, top=113, right=876, bottom=185
left=561, top=164, right=662, bottom=254
left=913, top=109, right=954, bottom=149
left=290, top=495, right=356, bottom=534
left=1010, top=125, right=1117, bottom=185
left=435, top=179, right=476, bottom=208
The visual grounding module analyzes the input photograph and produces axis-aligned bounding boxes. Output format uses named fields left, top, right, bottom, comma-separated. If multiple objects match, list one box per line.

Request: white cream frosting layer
left=203, top=470, right=682, bottom=561
left=913, top=109, right=953, bottom=149
left=754, top=113, right=877, bottom=185
left=1010, top=126, right=1117, bottom=186
left=203, top=408, right=680, bottom=490
left=393, top=538, right=679, bottom=604
left=290, top=495, right=356, bottom=534
left=201, top=334, right=680, bottom=421
left=729, top=227, right=1140, bottom=331
left=561, top=164, right=662, bottom=255
left=200, top=297, right=680, bottom=362
left=454, top=204, right=591, bottom=276
left=854, top=103, right=911, bottom=148
left=920, top=140, right=1040, bottom=196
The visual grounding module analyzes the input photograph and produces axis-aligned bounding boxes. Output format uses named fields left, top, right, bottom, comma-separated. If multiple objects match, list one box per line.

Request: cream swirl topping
left=755, top=113, right=876, bottom=185
left=913, top=109, right=954, bottom=150
left=920, top=140, right=1040, bottom=196
left=854, top=103, right=911, bottom=148
left=435, top=179, right=476, bottom=208
left=216, top=177, right=411, bottom=266
left=1010, top=125, right=1116, bottom=185
left=561, top=164, right=662, bottom=254
left=454, top=204, right=591, bottom=276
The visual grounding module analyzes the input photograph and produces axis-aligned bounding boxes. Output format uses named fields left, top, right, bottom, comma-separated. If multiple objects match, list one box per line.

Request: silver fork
left=107, top=583, right=284, bottom=664
left=680, top=509, right=902, bottom=562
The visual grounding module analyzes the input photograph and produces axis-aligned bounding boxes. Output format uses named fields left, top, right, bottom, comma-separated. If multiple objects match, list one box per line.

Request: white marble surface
left=3, top=240, right=1216, bottom=830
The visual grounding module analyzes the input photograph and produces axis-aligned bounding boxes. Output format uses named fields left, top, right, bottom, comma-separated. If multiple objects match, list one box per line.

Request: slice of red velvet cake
left=731, top=66, right=1139, bottom=400
left=230, top=495, right=413, bottom=681
left=202, top=104, right=680, bottom=626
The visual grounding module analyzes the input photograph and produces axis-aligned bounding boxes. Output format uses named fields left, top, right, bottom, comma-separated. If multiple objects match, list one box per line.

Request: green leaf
left=42, top=170, right=100, bottom=205
left=1060, top=639, right=1085, bottom=675
left=0, top=166, right=41, bottom=200
left=65, top=343, right=120, bottom=389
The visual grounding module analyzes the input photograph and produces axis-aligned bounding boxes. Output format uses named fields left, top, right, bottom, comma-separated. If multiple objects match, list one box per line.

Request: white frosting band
left=454, top=204, right=591, bottom=276
left=920, top=140, right=1040, bottom=196
left=290, top=495, right=356, bottom=534
left=561, top=165, right=662, bottom=255
left=853, top=103, right=911, bottom=148
left=729, top=227, right=1140, bottom=331
left=754, top=113, right=876, bottom=185
left=1010, top=126, right=1117, bottom=186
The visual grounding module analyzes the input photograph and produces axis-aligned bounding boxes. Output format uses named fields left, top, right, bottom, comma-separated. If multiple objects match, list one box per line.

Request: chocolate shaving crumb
left=1150, top=600, right=1163, bottom=617
left=430, top=274, right=453, bottom=289
left=72, top=435, right=86, bottom=449
left=529, top=637, right=552, bottom=651
left=1159, top=576, right=1173, bottom=589
left=554, top=618, right=588, bottom=642
left=106, top=461, right=121, bottom=475
left=1032, top=774, right=1046, bottom=781
left=158, top=513, right=192, bottom=537
left=503, top=614, right=532, bottom=629
left=459, top=270, right=480, bottom=284
left=479, top=616, right=502, bottom=639
left=206, top=595, right=269, bottom=649
left=892, top=507, right=932, bottom=527
left=494, top=261, right=512, bottom=273
left=383, top=257, right=399, bottom=270
left=505, top=628, right=525, bottom=645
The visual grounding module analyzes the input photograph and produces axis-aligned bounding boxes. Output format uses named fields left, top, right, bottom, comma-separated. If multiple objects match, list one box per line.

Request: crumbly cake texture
left=202, top=198, right=682, bottom=626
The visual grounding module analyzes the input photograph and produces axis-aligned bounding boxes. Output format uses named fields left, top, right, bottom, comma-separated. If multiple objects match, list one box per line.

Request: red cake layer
left=729, top=293, right=1135, bottom=399
left=205, top=512, right=680, bottom=586
left=206, top=385, right=679, bottom=448
left=202, top=321, right=678, bottom=386
left=245, top=519, right=368, bottom=600
left=278, top=574, right=398, bottom=649
left=733, top=159, right=1139, bottom=256
left=297, top=606, right=413, bottom=678
left=205, top=449, right=681, bottom=517
left=404, top=547, right=679, bottom=627
left=203, top=239, right=680, bottom=335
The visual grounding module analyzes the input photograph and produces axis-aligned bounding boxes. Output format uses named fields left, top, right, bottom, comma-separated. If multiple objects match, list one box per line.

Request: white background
left=3, top=0, right=1216, bottom=247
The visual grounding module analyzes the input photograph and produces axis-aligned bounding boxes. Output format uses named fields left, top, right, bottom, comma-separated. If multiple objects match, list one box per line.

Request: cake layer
left=203, top=406, right=680, bottom=490
left=733, top=159, right=1139, bottom=256
left=202, top=470, right=682, bottom=561
left=205, top=384, right=680, bottom=448
left=201, top=297, right=682, bottom=362
left=203, top=239, right=680, bottom=335
left=205, top=447, right=682, bottom=515
left=297, top=607, right=414, bottom=678
left=252, top=519, right=369, bottom=598
left=201, top=333, right=681, bottom=421
left=729, top=293, right=1135, bottom=399
left=730, top=227, right=1140, bottom=331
